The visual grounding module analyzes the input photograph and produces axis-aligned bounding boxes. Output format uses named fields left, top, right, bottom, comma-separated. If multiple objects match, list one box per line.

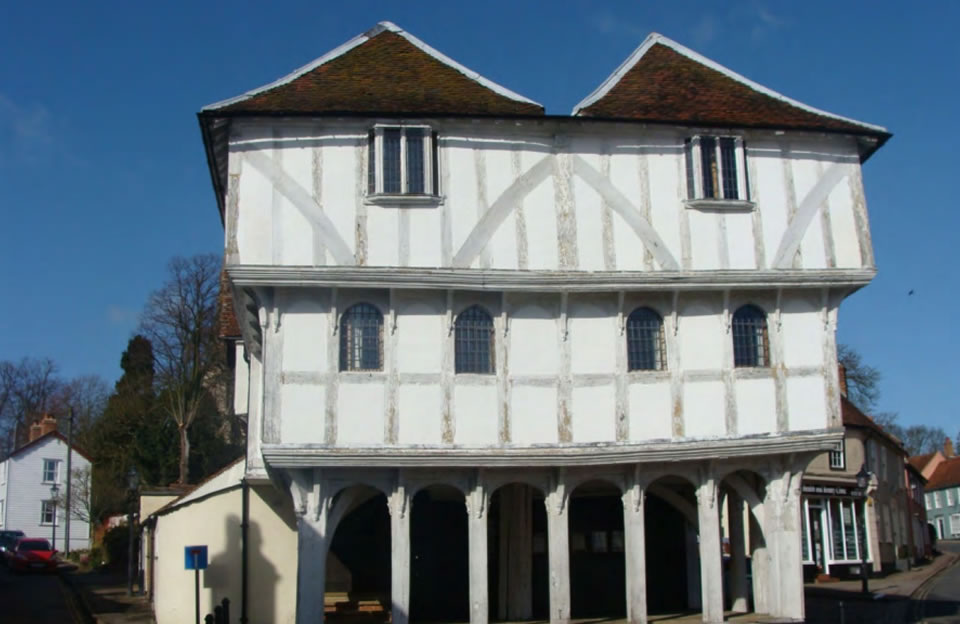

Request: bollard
left=222, top=598, right=231, bottom=623
left=205, top=615, right=215, bottom=624
left=839, top=601, right=845, bottom=624
left=214, top=605, right=224, bottom=624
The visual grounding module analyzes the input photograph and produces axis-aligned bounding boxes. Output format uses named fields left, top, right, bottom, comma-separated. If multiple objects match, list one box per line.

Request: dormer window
left=367, top=125, right=439, bottom=202
left=684, top=135, right=750, bottom=207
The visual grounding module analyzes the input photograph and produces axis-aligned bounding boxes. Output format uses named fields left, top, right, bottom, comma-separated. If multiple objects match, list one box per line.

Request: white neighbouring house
left=0, top=416, right=93, bottom=551
left=200, top=22, right=890, bottom=624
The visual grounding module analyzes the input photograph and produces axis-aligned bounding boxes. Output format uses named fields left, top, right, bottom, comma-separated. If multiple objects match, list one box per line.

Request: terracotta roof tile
left=926, top=456, right=960, bottom=490
left=575, top=34, right=886, bottom=136
left=206, top=22, right=543, bottom=117
left=841, top=397, right=903, bottom=451
left=909, top=452, right=937, bottom=472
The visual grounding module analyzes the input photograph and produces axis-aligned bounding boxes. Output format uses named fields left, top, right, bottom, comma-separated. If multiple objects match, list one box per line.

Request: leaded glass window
left=340, top=303, right=383, bottom=371
left=406, top=128, right=424, bottom=194
left=732, top=304, right=769, bottom=367
left=626, top=307, right=665, bottom=371
left=720, top=137, right=738, bottom=199
left=367, top=126, right=439, bottom=196
left=382, top=128, right=402, bottom=194
left=684, top=135, right=746, bottom=201
left=455, top=305, right=495, bottom=374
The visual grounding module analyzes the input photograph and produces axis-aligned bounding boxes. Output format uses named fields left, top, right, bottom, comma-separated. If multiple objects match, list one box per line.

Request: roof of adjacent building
left=5, top=430, right=92, bottom=463
left=573, top=33, right=888, bottom=137
left=926, top=456, right=960, bottom=491
left=203, top=21, right=543, bottom=117
left=841, top=397, right=904, bottom=453
left=149, top=456, right=245, bottom=519
left=909, top=451, right=937, bottom=472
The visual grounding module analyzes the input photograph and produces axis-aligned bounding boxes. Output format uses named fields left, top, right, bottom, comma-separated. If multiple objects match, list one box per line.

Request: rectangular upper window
left=684, top=135, right=749, bottom=204
left=935, top=491, right=942, bottom=508
left=948, top=489, right=956, bottom=507
left=829, top=440, right=846, bottom=470
left=42, top=459, right=59, bottom=484
left=367, top=125, right=439, bottom=201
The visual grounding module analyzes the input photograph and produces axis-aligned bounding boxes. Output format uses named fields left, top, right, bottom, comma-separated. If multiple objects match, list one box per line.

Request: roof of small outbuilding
left=203, top=21, right=543, bottom=117
left=574, top=33, right=888, bottom=137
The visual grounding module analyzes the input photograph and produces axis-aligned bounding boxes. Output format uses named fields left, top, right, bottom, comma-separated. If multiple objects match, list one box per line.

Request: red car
left=7, top=538, right=58, bottom=572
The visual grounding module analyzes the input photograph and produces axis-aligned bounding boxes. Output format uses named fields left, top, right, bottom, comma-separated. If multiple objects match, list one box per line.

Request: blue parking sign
left=184, top=545, right=208, bottom=570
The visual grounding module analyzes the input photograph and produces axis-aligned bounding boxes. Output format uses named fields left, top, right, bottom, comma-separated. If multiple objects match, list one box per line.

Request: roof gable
left=574, top=33, right=886, bottom=136
left=841, top=398, right=903, bottom=452
left=204, top=22, right=543, bottom=116
left=8, top=431, right=92, bottom=463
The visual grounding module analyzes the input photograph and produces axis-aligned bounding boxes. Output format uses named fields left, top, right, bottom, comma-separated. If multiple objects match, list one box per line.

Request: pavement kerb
left=909, top=552, right=960, bottom=622
left=58, top=570, right=98, bottom=624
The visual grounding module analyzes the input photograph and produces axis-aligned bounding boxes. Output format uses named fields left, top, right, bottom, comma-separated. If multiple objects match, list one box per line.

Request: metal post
left=127, top=508, right=135, bottom=596
left=195, top=552, right=201, bottom=624
left=65, top=407, right=73, bottom=555
left=51, top=499, right=57, bottom=550
left=859, top=498, right=869, bottom=594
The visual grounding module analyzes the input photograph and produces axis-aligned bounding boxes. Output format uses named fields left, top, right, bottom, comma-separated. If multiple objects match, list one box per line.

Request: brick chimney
left=838, top=363, right=848, bottom=398
left=946, top=438, right=955, bottom=458
left=28, top=413, right=57, bottom=442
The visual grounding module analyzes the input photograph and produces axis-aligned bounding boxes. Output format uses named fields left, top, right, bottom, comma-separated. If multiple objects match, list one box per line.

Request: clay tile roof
left=203, top=22, right=543, bottom=117
left=574, top=33, right=887, bottom=136
left=218, top=269, right=241, bottom=339
left=926, top=456, right=960, bottom=490
left=841, top=397, right=903, bottom=452
left=909, top=452, right=936, bottom=472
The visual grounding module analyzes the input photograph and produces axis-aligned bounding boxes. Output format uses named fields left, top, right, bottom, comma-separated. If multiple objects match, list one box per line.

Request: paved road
left=917, top=541, right=960, bottom=623
left=0, top=563, right=79, bottom=623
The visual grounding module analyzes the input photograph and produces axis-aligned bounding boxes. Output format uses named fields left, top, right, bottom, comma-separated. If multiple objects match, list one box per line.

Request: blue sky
left=1, top=2, right=956, bottom=435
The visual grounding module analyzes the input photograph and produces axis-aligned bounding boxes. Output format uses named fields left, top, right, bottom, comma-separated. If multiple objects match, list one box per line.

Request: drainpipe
left=241, top=478, right=249, bottom=624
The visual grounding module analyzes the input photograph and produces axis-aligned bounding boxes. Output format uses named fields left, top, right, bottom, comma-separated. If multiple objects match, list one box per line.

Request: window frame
left=454, top=305, right=496, bottom=375
left=625, top=307, right=666, bottom=372
left=951, top=513, right=960, bottom=536
left=948, top=488, right=956, bottom=507
left=366, top=124, right=440, bottom=204
left=829, top=439, right=846, bottom=470
left=684, top=134, right=753, bottom=209
left=40, top=500, right=56, bottom=526
left=339, top=303, right=385, bottom=372
left=731, top=304, right=770, bottom=368
left=935, top=491, right=942, bottom=508
left=41, top=459, right=59, bottom=484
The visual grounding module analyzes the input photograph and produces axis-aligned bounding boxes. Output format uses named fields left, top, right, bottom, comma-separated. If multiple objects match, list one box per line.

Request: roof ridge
left=573, top=32, right=886, bottom=134
left=203, top=21, right=541, bottom=112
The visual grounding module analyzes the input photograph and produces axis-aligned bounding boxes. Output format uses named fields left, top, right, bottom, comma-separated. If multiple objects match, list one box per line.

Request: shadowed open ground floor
left=284, top=457, right=810, bottom=624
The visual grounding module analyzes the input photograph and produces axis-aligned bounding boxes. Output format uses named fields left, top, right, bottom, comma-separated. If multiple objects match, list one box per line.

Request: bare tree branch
left=138, top=254, right=225, bottom=484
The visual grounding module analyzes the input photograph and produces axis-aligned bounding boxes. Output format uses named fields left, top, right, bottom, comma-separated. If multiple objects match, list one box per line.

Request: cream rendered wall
left=153, top=484, right=297, bottom=624
left=228, top=121, right=869, bottom=273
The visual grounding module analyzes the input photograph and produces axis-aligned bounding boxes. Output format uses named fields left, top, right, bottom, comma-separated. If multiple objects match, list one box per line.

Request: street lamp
left=126, top=467, right=140, bottom=597
left=49, top=482, right=59, bottom=551
left=855, top=464, right=872, bottom=594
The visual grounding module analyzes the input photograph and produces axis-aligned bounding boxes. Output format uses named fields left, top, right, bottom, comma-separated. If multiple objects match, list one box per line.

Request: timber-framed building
left=202, top=23, right=889, bottom=624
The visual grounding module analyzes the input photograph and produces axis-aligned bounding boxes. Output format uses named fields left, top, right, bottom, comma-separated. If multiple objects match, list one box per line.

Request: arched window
left=455, top=305, right=495, bottom=374
left=732, top=304, right=769, bottom=367
left=340, top=303, right=383, bottom=371
left=626, top=307, right=666, bottom=371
